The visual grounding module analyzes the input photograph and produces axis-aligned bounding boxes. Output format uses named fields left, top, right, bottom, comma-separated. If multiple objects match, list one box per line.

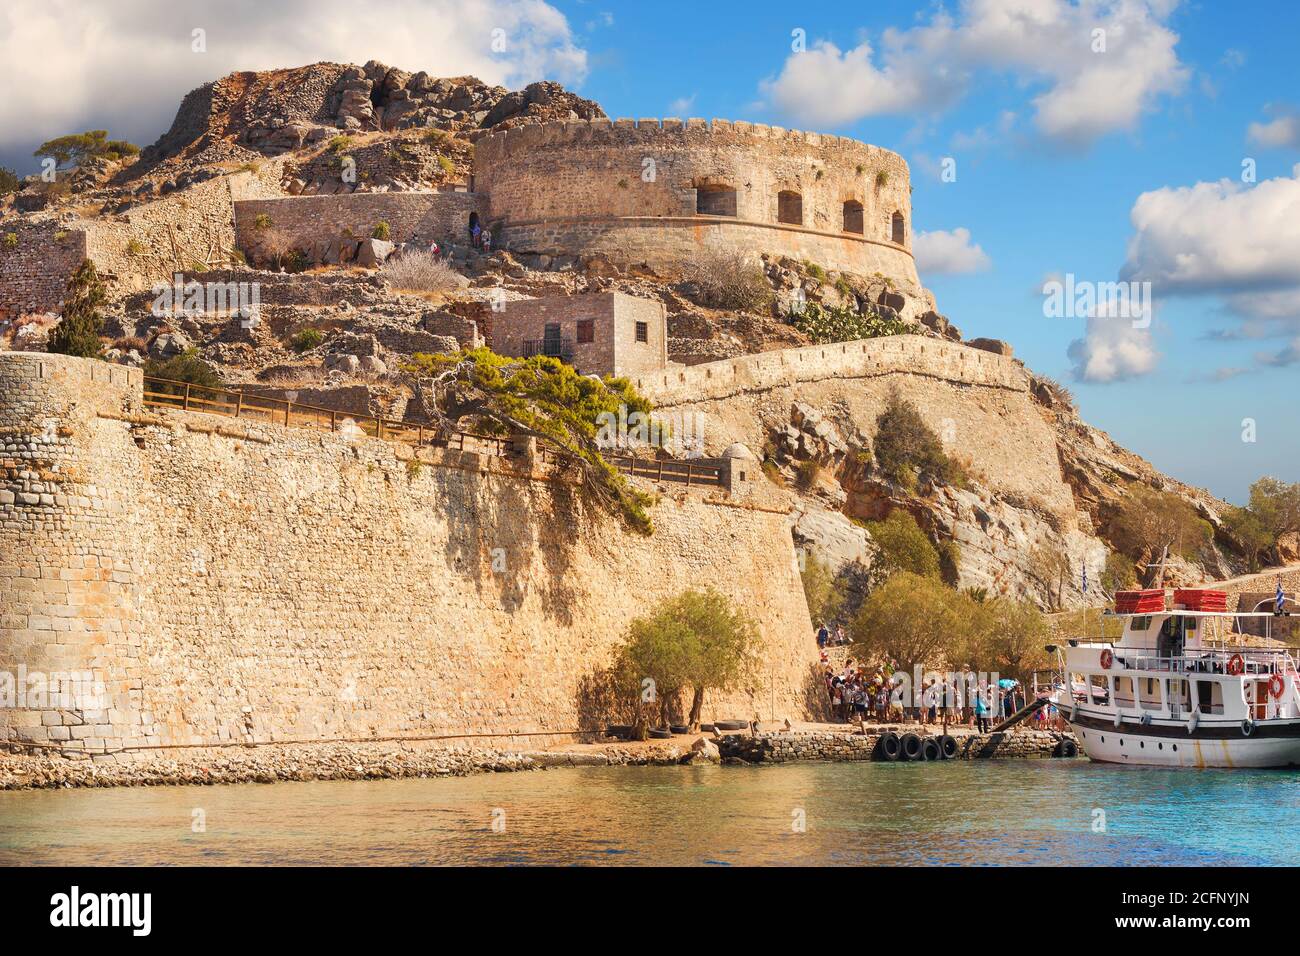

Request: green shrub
left=143, top=349, right=222, bottom=392
left=0, top=166, right=20, bottom=197
left=804, top=261, right=826, bottom=282
left=872, top=391, right=966, bottom=487
left=795, top=459, right=823, bottom=490
left=125, top=239, right=145, bottom=256
left=253, top=213, right=271, bottom=230
left=866, top=510, right=941, bottom=583
left=47, top=259, right=106, bottom=358
left=792, top=302, right=909, bottom=344
left=835, top=276, right=854, bottom=299
left=1101, top=550, right=1138, bottom=592
left=2, top=232, right=17, bottom=250
left=328, top=135, right=353, bottom=154
left=290, top=328, right=323, bottom=352
left=371, top=221, right=391, bottom=241
left=437, top=155, right=455, bottom=175
left=875, top=170, right=889, bottom=187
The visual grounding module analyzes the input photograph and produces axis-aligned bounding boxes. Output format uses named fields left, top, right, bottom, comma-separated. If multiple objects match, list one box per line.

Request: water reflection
left=1, top=760, right=1293, bottom=866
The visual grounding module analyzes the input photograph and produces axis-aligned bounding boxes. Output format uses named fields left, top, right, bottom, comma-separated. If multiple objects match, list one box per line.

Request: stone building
left=490, top=291, right=668, bottom=377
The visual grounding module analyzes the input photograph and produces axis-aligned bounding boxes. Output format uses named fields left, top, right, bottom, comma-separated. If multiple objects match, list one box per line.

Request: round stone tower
left=474, top=117, right=920, bottom=287
left=0, top=352, right=147, bottom=753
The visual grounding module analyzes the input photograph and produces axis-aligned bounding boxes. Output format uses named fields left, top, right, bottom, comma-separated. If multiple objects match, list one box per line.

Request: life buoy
left=1227, top=654, right=1245, bottom=676
left=1099, top=649, right=1114, bottom=670
left=1269, top=674, right=1286, bottom=699
left=1242, top=718, right=1255, bottom=737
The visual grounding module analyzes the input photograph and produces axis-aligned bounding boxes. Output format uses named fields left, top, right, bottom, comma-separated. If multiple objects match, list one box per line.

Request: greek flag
left=1278, top=578, right=1286, bottom=615
left=1082, top=565, right=1088, bottom=595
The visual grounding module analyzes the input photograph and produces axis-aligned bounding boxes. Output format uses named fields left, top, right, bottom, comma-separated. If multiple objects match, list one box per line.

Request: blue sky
left=2, top=0, right=1295, bottom=502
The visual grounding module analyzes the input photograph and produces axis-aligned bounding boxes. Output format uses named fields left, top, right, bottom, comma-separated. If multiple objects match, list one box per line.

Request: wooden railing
left=607, top=454, right=724, bottom=488
left=141, top=376, right=727, bottom=488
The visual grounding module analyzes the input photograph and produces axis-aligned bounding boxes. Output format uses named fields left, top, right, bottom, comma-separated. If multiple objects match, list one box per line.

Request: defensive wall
left=232, top=190, right=485, bottom=256
left=475, top=117, right=920, bottom=284
left=0, top=167, right=283, bottom=318
left=636, top=335, right=1078, bottom=526
left=0, top=352, right=820, bottom=755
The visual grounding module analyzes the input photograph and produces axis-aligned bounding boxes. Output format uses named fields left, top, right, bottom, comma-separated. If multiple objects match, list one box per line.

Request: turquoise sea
left=1, top=760, right=1295, bottom=866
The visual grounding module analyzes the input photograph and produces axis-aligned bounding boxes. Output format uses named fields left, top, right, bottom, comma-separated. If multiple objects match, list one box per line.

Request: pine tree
left=48, top=258, right=106, bottom=359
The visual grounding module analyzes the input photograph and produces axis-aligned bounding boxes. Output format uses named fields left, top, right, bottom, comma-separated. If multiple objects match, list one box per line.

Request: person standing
left=816, top=622, right=829, bottom=649
left=974, top=685, right=991, bottom=734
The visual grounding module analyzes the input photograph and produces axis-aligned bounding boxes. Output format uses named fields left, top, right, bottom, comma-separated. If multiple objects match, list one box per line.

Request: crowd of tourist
left=815, top=622, right=1065, bottom=733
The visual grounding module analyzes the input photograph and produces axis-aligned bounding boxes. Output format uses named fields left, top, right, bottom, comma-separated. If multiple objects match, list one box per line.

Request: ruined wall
left=0, top=168, right=284, bottom=317
left=0, top=222, right=90, bottom=318
left=0, top=352, right=819, bottom=754
left=474, top=118, right=919, bottom=285
left=232, top=191, right=486, bottom=256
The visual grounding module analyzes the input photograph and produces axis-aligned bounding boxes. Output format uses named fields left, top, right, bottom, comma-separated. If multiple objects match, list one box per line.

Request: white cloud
left=913, top=228, right=992, bottom=275
left=1120, top=165, right=1300, bottom=295
left=1248, top=112, right=1300, bottom=149
left=1067, top=314, right=1159, bottom=382
left=669, top=95, right=697, bottom=116
left=760, top=0, right=1188, bottom=146
left=1119, top=164, right=1300, bottom=373
left=0, top=0, right=587, bottom=172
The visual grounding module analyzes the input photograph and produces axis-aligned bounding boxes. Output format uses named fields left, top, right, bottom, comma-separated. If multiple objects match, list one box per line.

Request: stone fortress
left=4, top=91, right=1260, bottom=760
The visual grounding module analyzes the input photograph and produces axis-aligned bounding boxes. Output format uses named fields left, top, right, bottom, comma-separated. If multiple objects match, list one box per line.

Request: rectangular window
left=635, top=321, right=648, bottom=343
left=577, top=319, right=594, bottom=344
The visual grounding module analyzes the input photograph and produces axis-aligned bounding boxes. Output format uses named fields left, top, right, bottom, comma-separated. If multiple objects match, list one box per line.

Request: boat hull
left=1066, top=711, right=1300, bottom=768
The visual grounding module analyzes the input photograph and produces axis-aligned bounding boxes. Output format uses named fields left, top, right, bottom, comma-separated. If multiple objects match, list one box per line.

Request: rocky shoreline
left=0, top=728, right=1079, bottom=792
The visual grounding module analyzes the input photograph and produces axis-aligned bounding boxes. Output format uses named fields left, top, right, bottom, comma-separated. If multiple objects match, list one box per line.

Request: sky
left=1, top=0, right=1296, bottom=503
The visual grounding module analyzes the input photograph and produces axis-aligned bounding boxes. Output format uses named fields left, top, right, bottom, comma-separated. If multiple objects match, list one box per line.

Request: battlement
left=637, top=335, right=1028, bottom=407
left=475, top=116, right=902, bottom=166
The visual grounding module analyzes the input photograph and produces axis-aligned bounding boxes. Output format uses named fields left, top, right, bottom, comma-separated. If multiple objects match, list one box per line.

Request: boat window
left=1194, top=679, right=1224, bottom=715
left=1138, top=677, right=1162, bottom=710
left=1167, top=678, right=1190, bottom=716
left=1113, top=676, right=1135, bottom=709
left=1089, top=674, right=1110, bottom=705
left=1130, top=616, right=1151, bottom=631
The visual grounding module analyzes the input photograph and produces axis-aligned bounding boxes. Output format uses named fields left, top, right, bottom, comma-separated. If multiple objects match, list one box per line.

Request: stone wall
left=0, top=222, right=89, bottom=318
left=474, top=118, right=920, bottom=284
left=232, top=191, right=486, bottom=257
left=0, top=352, right=821, bottom=754
left=0, top=168, right=283, bottom=317
left=720, top=729, right=1078, bottom=762
left=632, top=335, right=1076, bottom=522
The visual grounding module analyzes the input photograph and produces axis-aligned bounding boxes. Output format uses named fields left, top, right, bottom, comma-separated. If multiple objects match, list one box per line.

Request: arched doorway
left=891, top=210, right=905, bottom=244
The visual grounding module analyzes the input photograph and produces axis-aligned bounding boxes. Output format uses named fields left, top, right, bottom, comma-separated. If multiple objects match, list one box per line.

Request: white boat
left=1051, top=589, right=1300, bottom=768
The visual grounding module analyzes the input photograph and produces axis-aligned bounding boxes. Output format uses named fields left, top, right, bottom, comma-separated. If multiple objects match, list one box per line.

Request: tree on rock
left=405, top=348, right=657, bottom=534
left=871, top=390, right=965, bottom=490
left=615, top=588, right=759, bottom=736
left=48, top=259, right=106, bottom=359
left=34, top=130, right=139, bottom=169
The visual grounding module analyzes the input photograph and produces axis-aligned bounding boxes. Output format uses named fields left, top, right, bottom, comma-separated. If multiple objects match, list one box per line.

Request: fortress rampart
left=639, top=336, right=1077, bottom=527
left=475, top=117, right=919, bottom=283
left=634, top=334, right=1028, bottom=406
left=0, top=352, right=819, bottom=754
left=232, top=190, right=485, bottom=253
